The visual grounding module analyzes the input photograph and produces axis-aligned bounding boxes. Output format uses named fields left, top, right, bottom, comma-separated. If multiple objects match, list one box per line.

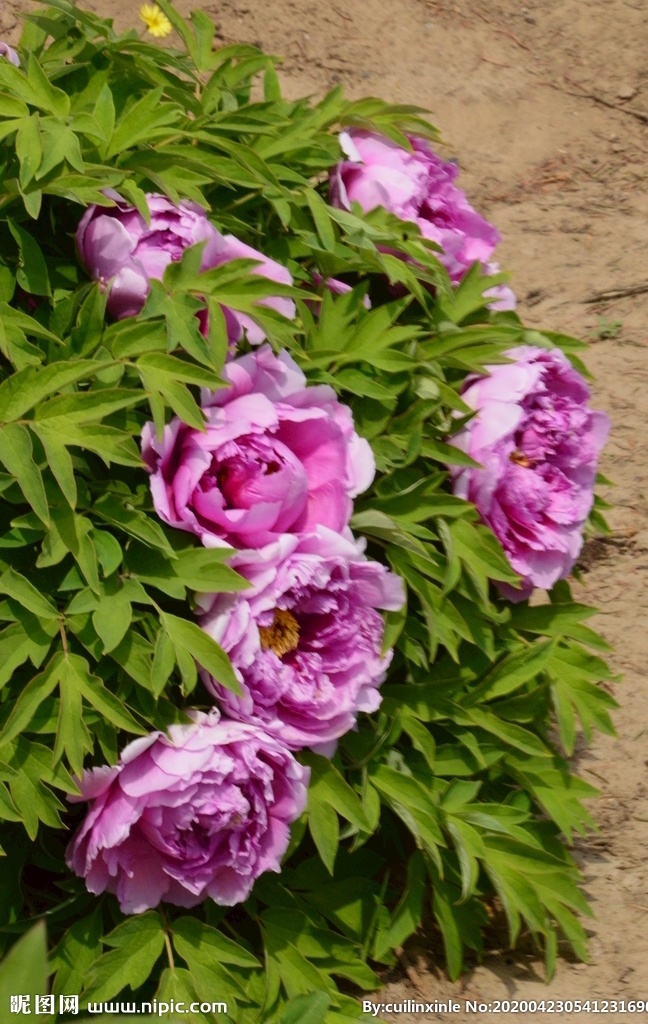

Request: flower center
left=509, top=450, right=537, bottom=469
left=259, top=608, right=300, bottom=657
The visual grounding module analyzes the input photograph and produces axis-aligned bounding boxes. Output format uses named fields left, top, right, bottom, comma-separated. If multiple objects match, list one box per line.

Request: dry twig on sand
left=583, top=283, right=648, bottom=303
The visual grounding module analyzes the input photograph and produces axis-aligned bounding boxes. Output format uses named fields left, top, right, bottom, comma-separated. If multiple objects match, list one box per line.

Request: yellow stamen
left=259, top=609, right=300, bottom=657
left=139, top=4, right=173, bottom=38
left=509, top=450, right=537, bottom=469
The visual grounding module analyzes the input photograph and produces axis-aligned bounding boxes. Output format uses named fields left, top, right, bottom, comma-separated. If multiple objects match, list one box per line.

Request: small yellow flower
left=139, top=3, right=173, bottom=38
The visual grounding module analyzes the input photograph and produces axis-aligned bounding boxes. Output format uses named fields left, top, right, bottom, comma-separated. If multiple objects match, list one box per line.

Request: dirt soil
left=2, top=0, right=647, bottom=1020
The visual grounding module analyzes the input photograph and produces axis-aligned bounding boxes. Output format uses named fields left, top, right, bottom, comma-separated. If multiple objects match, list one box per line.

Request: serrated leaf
left=172, top=916, right=260, bottom=968
left=40, top=419, right=142, bottom=467
left=9, top=764, right=66, bottom=837
left=0, top=423, right=49, bottom=524
left=302, top=754, right=370, bottom=832
left=0, top=652, right=64, bottom=746
left=0, top=566, right=58, bottom=619
left=106, top=89, right=178, bottom=159
left=51, top=909, right=103, bottom=999
left=65, top=653, right=145, bottom=735
left=92, top=589, right=132, bottom=654
left=161, top=612, right=240, bottom=694
left=155, top=969, right=209, bottom=1022
left=35, top=387, right=141, bottom=423
left=0, top=360, right=106, bottom=421
left=53, top=658, right=93, bottom=776
left=36, top=123, right=84, bottom=178
left=26, top=53, right=70, bottom=116
left=93, top=494, right=176, bottom=555
left=463, top=639, right=557, bottom=705
left=0, top=622, right=52, bottom=690
left=85, top=913, right=165, bottom=1002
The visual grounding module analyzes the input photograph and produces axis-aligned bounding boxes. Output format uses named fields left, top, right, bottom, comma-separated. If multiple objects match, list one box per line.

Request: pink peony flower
left=76, top=193, right=295, bottom=341
left=449, top=346, right=609, bottom=599
left=0, top=42, right=20, bottom=66
left=198, top=527, right=405, bottom=755
left=66, top=710, right=309, bottom=914
left=142, top=345, right=375, bottom=549
left=330, top=130, right=515, bottom=310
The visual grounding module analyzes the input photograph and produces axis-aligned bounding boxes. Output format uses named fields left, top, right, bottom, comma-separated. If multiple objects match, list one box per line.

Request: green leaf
left=7, top=220, right=50, bottom=296
left=0, top=423, right=49, bottom=524
left=155, top=969, right=207, bottom=1022
left=308, top=793, right=339, bottom=874
left=92, top=589, right=132, bottom=653
left=0, top=622, right=51, bottom=690
left=37, top=122, right=85, bottom=178
left=463, top=639, right=557, bottom=705
left=172, top=916, right=260, bottom=968
left=0, top=923, right=47, bottom=1015
left=160, top=612, right=240, bottom=695
left=65, top=653, right=145, bottom=735
left=93, top=530, right=123, bottom=576
left=85, top=913, right=165, bottom=1002
left=110, top=632, right=155, bottom=691
left=49, top=505, right=101, bottom=592
left=0, top=566, right=59, bottom=619
left=0, top=360, right=107, bottom=422
left=369, top=764, right=445, bottom=853
left=373, top=850, right=426, bottom=958
left=93, top=494, right=176, bottom=555
left=39, top=419, right=142, bottom=467
left=7, top=740, right=70, bottom=837
left=445, top=819, right=482, bottom=902
left=305, top=190, right=336, bottom=251
left=0, top=652, right=64, bottom=746
left=15, top=114, right=42, bottom=189
left=53, top=657, right=93, bottom=776
left=172, top=547, right=249, bottom=594
left=26, top=53, right=70, bottom=116
left=51, top=909, right=103, bottom=999
left=280, top=991, right=331, bottom=1024
left=30, top=423, right=77, bottom=507
left=35, top=387, right=141, bottom=423
left=92, top=84, right=115, bottom=151
left=151, top=627, right=176, bottom=696
left=431, top=876, right=464, bottom=980
left=401, top=713, right=436, bottom=770
left=106, top=89, right=178, bottom=158
left=302, top=754, right=370, bottom=833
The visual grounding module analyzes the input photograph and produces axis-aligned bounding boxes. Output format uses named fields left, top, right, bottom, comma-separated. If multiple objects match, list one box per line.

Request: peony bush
left=0, top=2, right=615, bottom=1022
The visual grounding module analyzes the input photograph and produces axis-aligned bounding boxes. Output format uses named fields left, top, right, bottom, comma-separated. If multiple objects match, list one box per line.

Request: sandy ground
left=1, top=0, right=647, bottom=1020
